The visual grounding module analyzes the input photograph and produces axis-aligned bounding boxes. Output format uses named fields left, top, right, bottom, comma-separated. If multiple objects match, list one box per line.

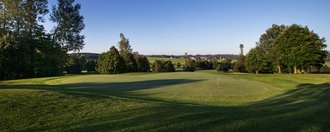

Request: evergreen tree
left=134, top=52, right=150, bottom=72
left=96, top=46, right=126, bottom=74
left=118, top=33, right=137, bottom=72
left=51, top=0, right=85, bottom=52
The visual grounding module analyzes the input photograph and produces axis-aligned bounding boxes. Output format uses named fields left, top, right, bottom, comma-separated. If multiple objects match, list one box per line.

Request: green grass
left=1, top=71, right=330, bottom=131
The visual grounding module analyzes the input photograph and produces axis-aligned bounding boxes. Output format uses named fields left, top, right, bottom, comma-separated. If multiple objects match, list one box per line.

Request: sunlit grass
left=1, top=71, right=330, bottom=131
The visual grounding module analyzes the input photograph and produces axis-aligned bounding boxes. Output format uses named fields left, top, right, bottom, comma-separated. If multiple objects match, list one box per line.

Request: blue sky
left=45, top=0, right=330, bottom=55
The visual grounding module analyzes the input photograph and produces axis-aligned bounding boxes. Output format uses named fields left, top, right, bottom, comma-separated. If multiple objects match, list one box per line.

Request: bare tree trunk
left=277, top=65, right=281, bottom=74
left=294, top=66, right=297, bottom=74
left=256, top=70, right=259, bottom=74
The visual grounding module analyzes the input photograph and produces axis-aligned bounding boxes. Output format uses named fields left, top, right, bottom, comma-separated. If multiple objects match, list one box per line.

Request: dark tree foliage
left=273, top=24, right=327, bottom=74
left=117, top=33, right=139, bottom=72
left=86, top=60, right=96, bottom=73
left=126, top=53, right=138, bottom=72
left=196, top=60, right=214, bottom=69
left=0, top=0, right=70, bottom=80
left=152, top=60, right=175, bottom=72
left=233, top=44, right=246, bottom=73
left=246, top=24, right=328, bottom=74
left=51, top=0, right=85, bottom=52
left=256, top=24, right=286, bottom=73
left=152, top=60, right=163, bottom=72
left=65, top=54, right=86, bottom=74
left=163, top=61, right=175, bottom=72
left=134, top=52, right=150, bottom=72
left=96, top=46, right=127, bottom=74
left=215, top=59, right=232, bottom=72
left=233, top=55, right=245, bottom=72
left=184, top=59, right=196, bottom=72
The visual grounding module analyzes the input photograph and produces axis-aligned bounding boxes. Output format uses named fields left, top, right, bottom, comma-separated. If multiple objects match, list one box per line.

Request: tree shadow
left=0, top=79, right=203, bottom=97
left=1, top=80, right=330, bottom=131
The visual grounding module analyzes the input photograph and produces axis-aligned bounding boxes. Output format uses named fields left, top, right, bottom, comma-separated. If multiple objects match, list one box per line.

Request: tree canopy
left=273, top=24, right=327, bottom=73
left=96, top=46, right=126, bottom=74
left=51, top=0, right=85, bottom=52
left=245, top=24, right=327, bottom=74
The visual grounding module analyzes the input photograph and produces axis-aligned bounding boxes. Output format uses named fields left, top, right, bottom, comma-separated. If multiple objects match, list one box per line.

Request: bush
left=152, top=60, right=175, bottom=72
left=196, top=60, right=214, bottom=69
left=185, top=59, right=196, bottom=72
left=215, top=60, right=232, bottom=72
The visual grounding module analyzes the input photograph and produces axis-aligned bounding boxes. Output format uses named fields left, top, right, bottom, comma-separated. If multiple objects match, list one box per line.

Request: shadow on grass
left=1, top=80, right=330, bottom=131
left=0, top=79, right=202, bottom=97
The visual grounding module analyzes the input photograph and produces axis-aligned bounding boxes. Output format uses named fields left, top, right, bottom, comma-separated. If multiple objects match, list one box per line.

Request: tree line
left=0, top=1, right=328, bottom=81
left=96, top=33, right=150, bottom=74
left=245, top=24, right=327, bottom=74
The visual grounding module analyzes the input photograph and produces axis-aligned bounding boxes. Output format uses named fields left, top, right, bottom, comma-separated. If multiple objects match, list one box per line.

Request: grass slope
left=0, top=71, right=330, bottom=131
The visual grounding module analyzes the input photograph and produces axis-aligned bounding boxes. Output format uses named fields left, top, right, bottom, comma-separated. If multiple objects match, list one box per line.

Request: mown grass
left=0, top=71, right=330, bottom=131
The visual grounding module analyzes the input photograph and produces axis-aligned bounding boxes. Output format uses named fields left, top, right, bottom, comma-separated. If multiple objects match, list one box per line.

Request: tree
left=245, top=48, right=267, bottom=74
left=86, top=60, right=96, bottom=73
left=151, top=60, right=175, bottom=72
left=118, top=33, right=137, bottom=72
left=184, top=58, right=196, bottom=72
left=273, top=24, right=327, bottom=74
left=0, top=0, right=67, bottom=80
left=215, top=59, right=232, bottom=72
left=96, top=46, right=126, bottom=74
left=152, top=60, right=163, bottom=72
left=51, top=0, right=85, bottom=52
left=134, top=52, right=150, bottom=72
left=34, top=34, right=67, bottom=76
left=65, top=54, right=86, bottom=74
left=196, top=60, right=214, bottom=69
left=126, top=53, right=137, bottom=72
left=239, top=44, right=244, bottom=55
left=163, top=61, right=175, bottom=72
left=256, top=24, right=286, bottom=73
left=234, top=44, right=246, bottom=72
